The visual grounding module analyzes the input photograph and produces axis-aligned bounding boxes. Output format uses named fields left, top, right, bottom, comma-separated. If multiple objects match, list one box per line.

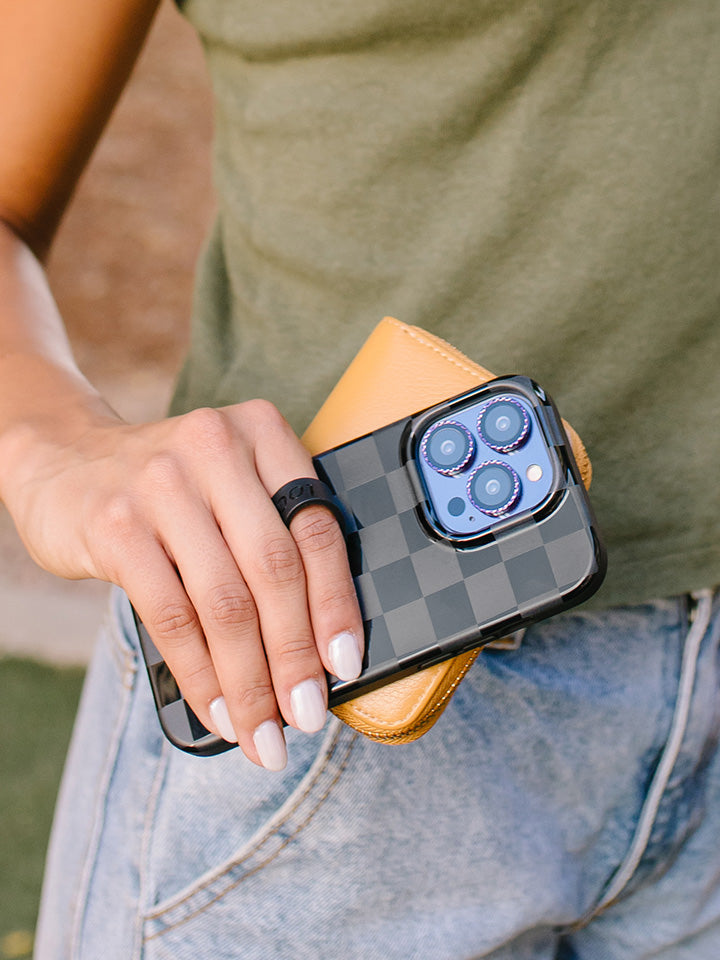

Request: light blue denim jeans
left=35, top=586, right=720, bottom=959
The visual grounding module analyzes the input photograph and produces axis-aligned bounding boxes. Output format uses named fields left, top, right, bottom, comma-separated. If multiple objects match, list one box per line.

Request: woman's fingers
left=158, top=481, right=319, bottom=768
left=222, top=401, right=365, bottom=678
left=18, top=399, right=364, bottom=770
left=288, top=505, right=364, bottom=680
left=113, top=534, right=222, bottom=735
left=239, top=401, right=365, bottom=674
left=124, top=400, right=364, bottom=768
left=208, top=446, right=362, bottom=733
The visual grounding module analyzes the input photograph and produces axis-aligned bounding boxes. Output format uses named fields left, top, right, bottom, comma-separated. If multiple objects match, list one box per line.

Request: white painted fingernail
left=209, top=696, right=238, bottom=743
left=328, top=630, right=363, bottom=681
left=253, top=720, right=288, bottom=771
left=290, top=678, right=327, bottom=733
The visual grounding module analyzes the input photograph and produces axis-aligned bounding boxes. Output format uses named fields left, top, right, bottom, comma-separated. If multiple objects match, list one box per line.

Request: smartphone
left=134, top=376, right=606, bottom=754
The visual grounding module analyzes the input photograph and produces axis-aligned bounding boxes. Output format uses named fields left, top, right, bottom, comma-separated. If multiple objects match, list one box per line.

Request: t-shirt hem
left=581, top=540, right=720, bottom=611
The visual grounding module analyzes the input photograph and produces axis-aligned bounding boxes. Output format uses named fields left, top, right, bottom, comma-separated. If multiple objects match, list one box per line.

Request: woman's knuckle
left=180, top=407, right=232, bottom=453
left=316, top=579, right=358, bottom=615
left=151, top=600, right=198, bottom=646
left=242, top=399, right=296, bottom=447
left=242, top=398, right=285, bottom=429
left=230, top=680, right=275, bottom=715
left=179, top=659, right=216, bottom=689
left=205, top=585, right=256, bottom=628
left=292, top=507, right=343, bottom=554
left=256, top=537, right=303, bottom=585
left=274, top=634, right=316, bottom=666
left=143, top=452, right=185, bottom=493
left=92, top=492, right=140, bottom=542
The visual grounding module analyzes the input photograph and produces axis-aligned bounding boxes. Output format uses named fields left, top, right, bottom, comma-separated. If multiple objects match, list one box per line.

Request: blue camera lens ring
left=421, top=419, right=476, bottom=476
left=467, top=460, right=522, bottom=516
left=477, top=396, right=530, bottom=453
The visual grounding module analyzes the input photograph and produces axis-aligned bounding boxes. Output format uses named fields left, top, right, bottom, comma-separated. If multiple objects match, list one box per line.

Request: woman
left=1, top=1, right=719, bottom=957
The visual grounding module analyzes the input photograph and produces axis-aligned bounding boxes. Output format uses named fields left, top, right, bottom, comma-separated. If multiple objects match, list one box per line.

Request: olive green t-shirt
left=173, top=0, right=720, bottom=608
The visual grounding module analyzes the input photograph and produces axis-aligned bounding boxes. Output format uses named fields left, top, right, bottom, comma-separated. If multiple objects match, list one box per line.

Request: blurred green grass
left=0, top=657, right=85, bottom=958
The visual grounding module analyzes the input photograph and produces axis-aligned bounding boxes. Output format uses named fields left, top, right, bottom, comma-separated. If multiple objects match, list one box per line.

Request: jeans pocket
left=141, top=718, right=358, bottom=945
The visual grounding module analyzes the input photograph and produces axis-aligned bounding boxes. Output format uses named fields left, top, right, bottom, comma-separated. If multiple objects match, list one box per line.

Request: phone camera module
left=478, top=397, right=530, bottom=453
left=467, top=461, right=521, bottom=516
left=421, top=420, right=475, bottom=476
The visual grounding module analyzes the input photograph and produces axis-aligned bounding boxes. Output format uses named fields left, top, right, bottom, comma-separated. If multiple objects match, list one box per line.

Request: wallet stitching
left=386, top=316, right=492, bottom=380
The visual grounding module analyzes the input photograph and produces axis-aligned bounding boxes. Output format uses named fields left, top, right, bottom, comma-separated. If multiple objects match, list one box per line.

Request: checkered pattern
left=134, top=612, right=228, bottom=755
left=135, top=402, right=604, bottom=753
left=314, top=418, right=604, bottom=700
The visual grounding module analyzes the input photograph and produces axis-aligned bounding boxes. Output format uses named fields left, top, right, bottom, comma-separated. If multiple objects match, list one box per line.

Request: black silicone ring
left=271, top=477, right=345, bottom=530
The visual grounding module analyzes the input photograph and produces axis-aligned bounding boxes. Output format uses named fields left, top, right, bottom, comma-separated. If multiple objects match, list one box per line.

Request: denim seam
left=144, top=721, right=343, bottom=917
left=133, top=743, right=171, bottom=959
left=106, top=611, right=138, bottom=683
left=572, top=588, right=715, bottom=929
left=142, top=721, right=358, bottom=938
left=68, top=646, right=138, bottom=960
left=106, top=589, right=140, bottom=681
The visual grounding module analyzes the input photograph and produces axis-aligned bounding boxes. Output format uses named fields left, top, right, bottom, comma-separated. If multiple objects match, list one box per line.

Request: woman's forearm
left=0, top=0, right=364, bottom=769
left=0, top=225, right=363, bottom=771
left=0, top=0, right=164, bottom=483
left=0, top=221, right=119, bottom=504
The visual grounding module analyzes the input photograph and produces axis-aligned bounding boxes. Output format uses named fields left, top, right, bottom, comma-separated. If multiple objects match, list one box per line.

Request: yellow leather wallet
left=302, top=317, right=593, bottom=745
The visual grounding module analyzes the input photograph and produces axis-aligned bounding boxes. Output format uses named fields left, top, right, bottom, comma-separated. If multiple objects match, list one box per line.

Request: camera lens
left=477, top=397, right=530, bottom=453
left=421, top=420, right=475, bottom=475
left=467, top=461, right=521, bottom=516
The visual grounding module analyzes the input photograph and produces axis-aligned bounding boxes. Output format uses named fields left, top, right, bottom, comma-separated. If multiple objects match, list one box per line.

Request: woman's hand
left=0, top=0, right=365, bottom=770
left=5, top=397, right=364, bottom=770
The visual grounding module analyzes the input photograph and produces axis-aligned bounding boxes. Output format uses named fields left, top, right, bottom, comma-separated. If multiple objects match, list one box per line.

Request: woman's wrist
left=0, top=351, right=121, bottom=506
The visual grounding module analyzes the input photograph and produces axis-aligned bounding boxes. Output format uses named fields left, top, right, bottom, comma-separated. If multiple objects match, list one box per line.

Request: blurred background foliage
left=0, top=659, right=85, bottom=957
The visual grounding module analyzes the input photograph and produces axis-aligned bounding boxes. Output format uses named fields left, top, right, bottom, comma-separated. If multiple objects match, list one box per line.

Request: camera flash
left=526, top=464, right=543, bottom=482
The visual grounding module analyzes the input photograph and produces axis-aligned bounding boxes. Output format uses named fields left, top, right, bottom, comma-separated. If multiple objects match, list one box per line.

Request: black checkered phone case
left=317, top=376, right=605, bottom=706
left=135, top=376, right=605, bottom=754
